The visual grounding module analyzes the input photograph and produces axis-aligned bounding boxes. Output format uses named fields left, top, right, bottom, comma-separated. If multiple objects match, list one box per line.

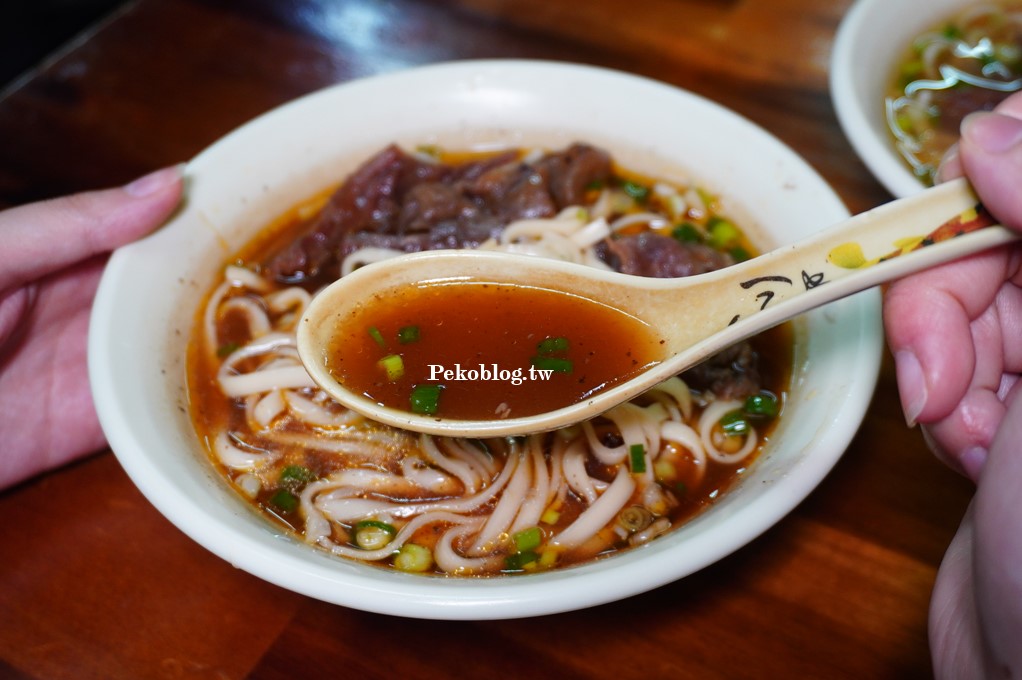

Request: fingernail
left=960, top=446, right=987, bottom=482
left=124, top=164, right=185, bottom=197
left=894, top=349, right=927, bottom=427
left=962, top=111, right=1022, bottom=155
left=934, top=142, right=960, bottom=183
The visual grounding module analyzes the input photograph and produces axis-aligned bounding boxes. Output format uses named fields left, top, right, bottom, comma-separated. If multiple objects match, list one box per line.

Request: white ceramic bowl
left=89, top=60, right=882, bottom=620
left=831, top=0, right=973, bottom=198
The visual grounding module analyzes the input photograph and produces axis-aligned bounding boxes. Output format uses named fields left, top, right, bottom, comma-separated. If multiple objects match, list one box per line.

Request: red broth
left=325, top=281, right=664, bottom=420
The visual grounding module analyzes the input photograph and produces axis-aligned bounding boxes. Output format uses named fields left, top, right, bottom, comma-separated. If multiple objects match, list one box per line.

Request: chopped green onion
left=279, top=465, right=316, bottom=488
left=530, top=356, right=573, bottom=373
left=585, top=179, right=605, bottom=191
left=696, top=187, right=716, bottom=209
left=621, top=180, right=649, bottom=203
left=415, top=144, right=441, bottom=158
left=269, top=489, right=298, bottom=512
left=513, top=526, right=543, bottom=552
left=504, top=550, right=539, bottom=571
left=895, top=112, right=915, bottom=132
left=653, top=460, right=676, bottom=482
left=539, top=549, right=559, bottom=567
left=216, top=342, right=241, bottom=358
left=377, top=354, right=405, bottom=381
left=354, top=520, right=397, bottom=550
left=367, top=326, right=386, bottom=348
left=719, top=411, right=750, bottom=436
left=355, top=519, right=397, bottom=535
left=671, top=223, right=702, bottom=243
left=744, top=392, right=779, bottom=418
left=410, top=384, right=443, bottom=415
left=618, top=505, right=653, bottom=532
left=394, top=543, right=433, bottom=572
left=707, top=216, right=740, bottom=249
left=729, top=246, right=751, bottom=262
left=899, top=59, right=924, bottom=80
left=629, top=443, right=647, bottom=473
left=397, top=325, right=420, bottom=344
left=536, top=336, right=569, bottom=355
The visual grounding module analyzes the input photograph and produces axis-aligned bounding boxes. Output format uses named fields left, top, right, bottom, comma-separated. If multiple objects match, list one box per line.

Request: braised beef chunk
left=267, top=143, right=611, bottom=282
left=933, top=87, right=1008, bottom=135
left=268, top=145, right=412, bottom=282
left=681, top=342, right=761, bottom=400
left=603, top=232, right=734, bottom=278
left=533, top=143, right=612, bottom=207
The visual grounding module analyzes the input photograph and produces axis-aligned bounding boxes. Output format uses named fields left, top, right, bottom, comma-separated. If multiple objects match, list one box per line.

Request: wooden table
left=0, top=1, right=974, bottom=677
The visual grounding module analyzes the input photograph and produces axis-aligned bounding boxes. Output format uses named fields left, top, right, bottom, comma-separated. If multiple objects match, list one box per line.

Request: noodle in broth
left=188, top=144, right=790, bottom=576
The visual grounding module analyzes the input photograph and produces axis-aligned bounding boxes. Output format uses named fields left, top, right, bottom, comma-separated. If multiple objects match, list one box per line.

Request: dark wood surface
left=0, top=1, right=974, bottom=678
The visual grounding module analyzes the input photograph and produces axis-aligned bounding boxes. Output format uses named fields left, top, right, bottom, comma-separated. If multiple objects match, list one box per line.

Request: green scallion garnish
left=536, top=336, right=569, bottom=355
left=377, top=354, right=405, bottom=381
left=621, top=180, right=649, bottom=203
left=743, top=392, right=779, bottom=418
left=707, top=216, right=740, bottom=249
left=729, top=246, right=751, bottom=262
left=671, top=223, right=702, bottom=243
left=394, top=543, right=433, bottom=572
left=530, top=356, right=573, bottom=373
left=279, top=465, right=316, bottom=488
left=398, top=325, right=420, bottom=344
left=216, top=342, right=241, bottom=358
left=354, top=519, right=397, bottom=536
left=629, top=443, right=647, bottom=473
left=513, top=526, right=543, bottom=552
left=410, top=384, right=443, bottom=415
left=719, top=411, right=750, bottom=436
left=367, top=326, right=386, bottom=348
left=269, top=489, right=298, bottom=512
left=504, top=550, right=539, bottom=571
left=353, top=520, right=396, bottom=550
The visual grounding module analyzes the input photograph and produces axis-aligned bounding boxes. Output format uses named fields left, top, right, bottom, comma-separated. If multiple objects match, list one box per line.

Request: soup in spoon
left=323, top=279, right=665, bottom=420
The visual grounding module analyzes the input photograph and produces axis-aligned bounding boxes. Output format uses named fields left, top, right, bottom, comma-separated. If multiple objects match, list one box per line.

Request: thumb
left=0, top=165, right=184, bottom=293
left=959, top=111, right=1022, bottom=232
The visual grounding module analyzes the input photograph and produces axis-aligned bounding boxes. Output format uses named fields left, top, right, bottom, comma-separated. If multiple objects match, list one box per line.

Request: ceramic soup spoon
left=297, top=177, right=1017, bottom=437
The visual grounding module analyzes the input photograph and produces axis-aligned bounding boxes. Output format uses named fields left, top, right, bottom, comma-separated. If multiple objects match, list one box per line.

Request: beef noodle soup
left=886, top=1, right=1022, bottom=186
left=188, top=143, right=791, bottom=576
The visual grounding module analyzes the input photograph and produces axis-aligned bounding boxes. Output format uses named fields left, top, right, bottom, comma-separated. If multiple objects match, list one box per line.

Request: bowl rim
left=89, top=59, right=883, bottom=619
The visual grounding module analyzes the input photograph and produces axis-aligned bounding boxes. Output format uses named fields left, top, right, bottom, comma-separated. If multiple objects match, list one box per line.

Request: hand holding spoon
left=297, top=177, right=1018, bottom=437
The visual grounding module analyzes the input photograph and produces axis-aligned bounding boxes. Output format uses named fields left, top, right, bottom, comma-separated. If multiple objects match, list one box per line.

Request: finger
left=928, top=503, right=985, bottom=680
left=992, top=90, right=1022, bottom=119
left=921, top=387, right=1003, bottom=481
left=884, top=248, right=1013, bottom=424
left=994, top=276, right=1022, bottom=372
left=915, top=299, right=1007, bottom=480
left=959, top=111, right=1022, bottom=231
left=0, top=261, right=107, bottom=488
left=973, top=392, right=1022, bottom=676
left=0, top=165, right=183, bottom=293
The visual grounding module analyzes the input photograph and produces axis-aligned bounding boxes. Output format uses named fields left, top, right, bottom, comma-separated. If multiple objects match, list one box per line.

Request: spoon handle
left=693, top=177, right=1018, bottom=339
